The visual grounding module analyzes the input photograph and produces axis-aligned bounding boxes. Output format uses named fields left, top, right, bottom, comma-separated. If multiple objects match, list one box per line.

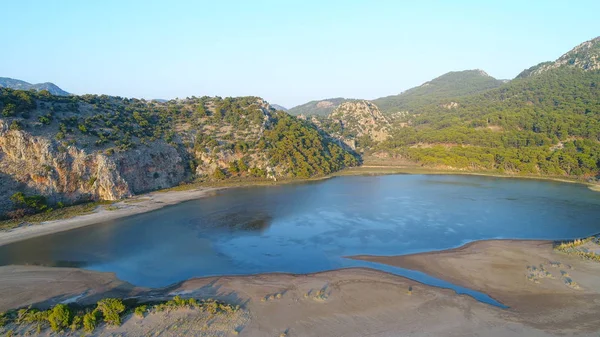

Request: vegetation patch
left=0, top=295, right=241, bottom=336
left=304, top=285, right=330, bottom=302
left=525, top=264, right=554, bottom=283
left=0, top=200, right=113, bottom=231
left=554, top=236, right=600, bottom=262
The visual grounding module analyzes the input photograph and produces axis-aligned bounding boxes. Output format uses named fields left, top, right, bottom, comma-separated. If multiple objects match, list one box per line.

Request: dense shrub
left=47, top=304, right=71, bottom=332
left=96, top=298, right=125, bottom=326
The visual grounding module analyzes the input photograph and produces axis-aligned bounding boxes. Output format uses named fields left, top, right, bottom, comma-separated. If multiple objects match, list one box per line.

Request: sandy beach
left=352, top=239, right=600, bottom=333
left=0, top=187, right=221, bottom=247
left=1, top=239, right=599, bottom=336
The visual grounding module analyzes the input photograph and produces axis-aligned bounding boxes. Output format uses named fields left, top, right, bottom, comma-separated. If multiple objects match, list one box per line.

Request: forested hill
left=0, top=77, right=70, bottom=96
left=0, top=89, right=358, bottom=218
left=287, top=97, right=355, bottom=116
left=372, top=70, right=505, bottom=113
left=375, top=37, right=600, bottom=179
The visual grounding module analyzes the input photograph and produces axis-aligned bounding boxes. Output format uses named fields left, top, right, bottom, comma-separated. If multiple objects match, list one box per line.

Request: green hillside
left=376, top=66, right=600, bottom=177
left=372, top=70, right=505, bottom=113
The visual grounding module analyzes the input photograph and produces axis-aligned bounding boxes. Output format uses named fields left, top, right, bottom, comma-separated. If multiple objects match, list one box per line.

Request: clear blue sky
left=1, top=0, right=598, bottom=108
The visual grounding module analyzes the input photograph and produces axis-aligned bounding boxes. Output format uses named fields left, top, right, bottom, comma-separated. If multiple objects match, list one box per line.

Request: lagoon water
left=1, top=174, right=600, bottom=304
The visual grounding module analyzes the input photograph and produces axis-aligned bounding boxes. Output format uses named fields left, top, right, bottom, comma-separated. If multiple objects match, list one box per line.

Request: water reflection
left=0, top=175, right=599, bottom=293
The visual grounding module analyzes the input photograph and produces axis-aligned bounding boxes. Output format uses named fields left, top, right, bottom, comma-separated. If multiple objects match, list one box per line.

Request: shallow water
left=1, top=175, right=600, bottom=306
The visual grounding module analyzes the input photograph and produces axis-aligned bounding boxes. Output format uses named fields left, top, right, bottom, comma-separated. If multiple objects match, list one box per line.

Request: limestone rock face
left=0, top=120, right=188, bottom=215
left=329, top=100, right=391, bottom=145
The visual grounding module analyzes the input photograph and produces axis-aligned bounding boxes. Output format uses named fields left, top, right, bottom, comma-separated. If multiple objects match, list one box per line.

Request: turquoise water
left=2, top=175, right=600, bottom=306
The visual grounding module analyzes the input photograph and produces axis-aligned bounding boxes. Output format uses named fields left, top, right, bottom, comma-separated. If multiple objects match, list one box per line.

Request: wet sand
left=2, top=239, right=600, bottom=336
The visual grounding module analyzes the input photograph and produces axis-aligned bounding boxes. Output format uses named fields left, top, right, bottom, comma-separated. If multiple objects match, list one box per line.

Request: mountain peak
left=518, top=36, right=600, bottom=78
left=475, top=69, right=490, bottom=77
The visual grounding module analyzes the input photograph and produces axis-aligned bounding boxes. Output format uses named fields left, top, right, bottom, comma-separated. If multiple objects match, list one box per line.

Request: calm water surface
left=1, top=175, right=599, bottom=303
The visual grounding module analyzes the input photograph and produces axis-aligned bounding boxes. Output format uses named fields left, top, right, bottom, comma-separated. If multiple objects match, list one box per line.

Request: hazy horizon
left=1, top=0, right=598, bottom=107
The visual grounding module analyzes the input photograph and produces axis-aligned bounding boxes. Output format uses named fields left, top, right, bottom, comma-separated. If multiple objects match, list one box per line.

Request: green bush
left=237, top=159, right=249, bottom=172
left=134, top=305, right=147, bottom=318
left=9, top=120, right=22, bottom=130
left=212, top=167, right=227, bottom=180
left=228, top=160, right=240, bottom=175
left=2, top=103, right=16, bottom=117
left=83, top=310, right=98, bottom=333
left=70, top=315, right=82, bottom=331
left=97, top=298, right=125, bottom=326
left=47, top=304, right=71, bottom=332
left=10, top=192, right=48, bottom=212
left=17, top=308, right=48, bottom=324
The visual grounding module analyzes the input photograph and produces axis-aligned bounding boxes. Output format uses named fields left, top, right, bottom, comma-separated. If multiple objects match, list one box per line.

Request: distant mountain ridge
left=270, top=104, right=288, bottom=111
left=372, top=69, right=505, bottom=113
left=287, top=97, right=356, bottom=116
left=0, top=77, right=70, bottom=96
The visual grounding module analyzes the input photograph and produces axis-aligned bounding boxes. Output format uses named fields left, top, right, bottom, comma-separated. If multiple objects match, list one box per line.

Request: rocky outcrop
left=287, top=98, right=354, bottom=116
left=328, top=101, right=391, bottom=146
left=440, top=102, right=459, bottom=109
left=518, top=36, right=600, bottom=77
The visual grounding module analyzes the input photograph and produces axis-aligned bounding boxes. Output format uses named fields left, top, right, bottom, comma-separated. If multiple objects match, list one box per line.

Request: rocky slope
left=0, top=90, right=358, bottom=218
left=518, top=36, right=600, bottom=78
left=270, top=104, right=288, bottom=111
left=287, top=97, right=355, bottom=116
left=0, top=77, right=70, bottom=96
left=306, top=100, right=390, bottom=151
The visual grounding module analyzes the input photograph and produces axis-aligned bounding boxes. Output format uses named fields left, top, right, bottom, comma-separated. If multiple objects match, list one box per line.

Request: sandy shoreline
left=345, top=165, right=600, bottom=191
left=351, top=239, right=600, bottom=333
left=2, top=239, right=600, bottom=336
left=0, top=187, right=222, bottom=247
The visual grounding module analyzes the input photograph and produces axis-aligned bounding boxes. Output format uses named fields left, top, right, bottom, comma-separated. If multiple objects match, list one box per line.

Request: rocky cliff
left=0, top=119, right=189, bottom=216
left=329, top=101, right=390, bottom=142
